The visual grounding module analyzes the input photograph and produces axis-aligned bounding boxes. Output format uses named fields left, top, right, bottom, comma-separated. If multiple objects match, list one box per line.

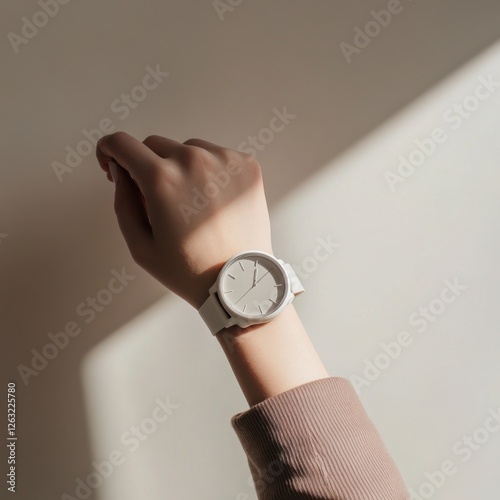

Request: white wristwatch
left=198, top=250, right=304, bottom=335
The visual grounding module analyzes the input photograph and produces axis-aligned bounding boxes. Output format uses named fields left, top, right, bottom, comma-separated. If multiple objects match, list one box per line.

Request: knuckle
left=106, top=131, right=129, bottom=149
left=142, top=135, right=159, bottom=147
left=182, top=138, right=202, bottom=146
left=146, top=161, right=182, bottom=194
left=138, top=156, right=172, bottom=186
left=144, top=160, right=165, bottom=181
left=244, top=155, right=263, bottom=180
left=130, top=244, right=148, bottom=266
left=179, top=145, right=215, bottom=169
left=240, top=150, right=256, bottom=162
left=216, top=148, right=233, bottom=164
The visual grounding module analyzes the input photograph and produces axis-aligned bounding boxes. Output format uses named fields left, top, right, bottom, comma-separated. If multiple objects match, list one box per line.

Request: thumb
left=109, top=160, right=154, bottom=263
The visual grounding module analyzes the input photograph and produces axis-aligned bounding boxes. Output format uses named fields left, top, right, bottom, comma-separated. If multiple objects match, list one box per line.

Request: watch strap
left=198, top=292, right=230, bottom=335
left=283, top=263, right=304, bottom=295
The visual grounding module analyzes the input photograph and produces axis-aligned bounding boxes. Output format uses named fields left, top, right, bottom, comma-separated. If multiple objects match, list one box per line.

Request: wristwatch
left=198, top=250, right=304, bottom=335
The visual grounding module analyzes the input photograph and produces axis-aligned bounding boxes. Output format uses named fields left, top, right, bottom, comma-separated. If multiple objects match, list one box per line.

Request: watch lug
left=283, top=263, right=304, bottom=295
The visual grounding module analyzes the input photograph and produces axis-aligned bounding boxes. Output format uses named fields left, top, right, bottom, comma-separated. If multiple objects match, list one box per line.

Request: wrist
left=215, top=304, right=329, bottom=406
left=188, top=262, right=226, bottom=310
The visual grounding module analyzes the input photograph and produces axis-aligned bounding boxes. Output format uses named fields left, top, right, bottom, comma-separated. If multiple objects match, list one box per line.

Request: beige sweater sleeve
left=231, top=377, right=409, bottom=499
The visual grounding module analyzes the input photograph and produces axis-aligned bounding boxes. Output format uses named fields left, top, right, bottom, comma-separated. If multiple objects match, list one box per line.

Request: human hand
left=96, top=132, right=274, bottom=309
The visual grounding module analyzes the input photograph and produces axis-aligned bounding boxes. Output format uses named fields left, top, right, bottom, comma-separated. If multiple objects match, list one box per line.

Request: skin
left=96, top=131, right=329, bottom=407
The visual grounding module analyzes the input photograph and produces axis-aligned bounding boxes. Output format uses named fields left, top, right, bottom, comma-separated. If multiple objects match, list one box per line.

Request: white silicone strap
left=283, top=263, right=304, bottom=295
left=198, top=292, right=230, bottom=335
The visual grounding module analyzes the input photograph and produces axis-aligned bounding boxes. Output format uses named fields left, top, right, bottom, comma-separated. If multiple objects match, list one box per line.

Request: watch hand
left=254, top=270, right=270, bottom=285
left=235, top=269, right=270, bottom=306
left=252, top=267, right=258, bottom=286
left=234, top=284, right=255, bottom=305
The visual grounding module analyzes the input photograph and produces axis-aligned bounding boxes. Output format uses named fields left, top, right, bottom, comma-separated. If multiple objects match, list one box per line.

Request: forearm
left=224, top=305, right=410, bottom=499
left=215, top=303, right=330, bottom=407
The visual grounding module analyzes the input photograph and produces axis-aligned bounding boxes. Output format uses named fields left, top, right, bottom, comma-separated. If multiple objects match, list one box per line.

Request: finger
left=144, top=135, right=218, bottom=174
left=111, top=161, right=154, bottom=263
left=96, top=131, right=163, bottom=192
left=143, top=135, right=186, bottom=158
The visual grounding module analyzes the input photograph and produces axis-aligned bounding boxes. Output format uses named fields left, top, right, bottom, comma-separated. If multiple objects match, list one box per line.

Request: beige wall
left=1, top=1, right=500, bottom=499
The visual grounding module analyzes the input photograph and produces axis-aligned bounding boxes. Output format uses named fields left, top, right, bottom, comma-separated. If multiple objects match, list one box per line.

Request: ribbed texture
left=231, top=377, right=409, bottom=499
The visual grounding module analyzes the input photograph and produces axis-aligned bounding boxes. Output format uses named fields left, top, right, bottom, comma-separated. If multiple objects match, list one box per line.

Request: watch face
left=219, top=253, right=287, bottom=318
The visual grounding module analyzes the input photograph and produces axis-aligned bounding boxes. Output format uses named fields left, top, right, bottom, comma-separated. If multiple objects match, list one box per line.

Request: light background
left=1, top=1, right=499, bottom=499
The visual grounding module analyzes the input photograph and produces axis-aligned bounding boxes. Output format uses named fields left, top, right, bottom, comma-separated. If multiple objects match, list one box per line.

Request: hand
left=96, top=132, right=274, bottom=309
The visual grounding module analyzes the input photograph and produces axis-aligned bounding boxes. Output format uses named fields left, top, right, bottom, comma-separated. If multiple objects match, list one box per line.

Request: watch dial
left=220, top=255, right=286, bottom=317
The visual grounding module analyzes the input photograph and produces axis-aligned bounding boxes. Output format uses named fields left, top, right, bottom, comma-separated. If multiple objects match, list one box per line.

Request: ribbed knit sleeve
left=231, top=377, right=409, bottom=499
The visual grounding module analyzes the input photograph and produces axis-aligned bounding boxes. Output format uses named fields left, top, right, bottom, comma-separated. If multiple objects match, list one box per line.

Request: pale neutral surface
left=1, top=1, right=500, bottom=499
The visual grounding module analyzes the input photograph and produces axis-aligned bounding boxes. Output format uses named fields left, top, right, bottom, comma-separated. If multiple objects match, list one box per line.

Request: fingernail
left=108, top=161, right=119, bottom=185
